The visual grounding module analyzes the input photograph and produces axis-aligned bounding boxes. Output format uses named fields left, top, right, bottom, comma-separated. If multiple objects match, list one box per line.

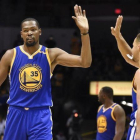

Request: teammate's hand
left=111, top=15, right=123, bottom=38
left=72, top=5, right=89, bottom=34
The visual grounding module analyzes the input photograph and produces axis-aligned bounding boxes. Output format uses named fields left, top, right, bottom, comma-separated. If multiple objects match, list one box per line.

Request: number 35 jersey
left=7, top=45, right=53, bottom=108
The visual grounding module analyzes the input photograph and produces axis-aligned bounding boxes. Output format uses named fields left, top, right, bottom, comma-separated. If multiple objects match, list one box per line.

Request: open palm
left=72, top=5, right=89, bottom=33
left=111, top=15, right=123, bottom=38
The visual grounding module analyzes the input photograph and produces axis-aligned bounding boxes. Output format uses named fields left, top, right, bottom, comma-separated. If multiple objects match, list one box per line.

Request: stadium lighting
left=115, top=8, right=122, bottom=14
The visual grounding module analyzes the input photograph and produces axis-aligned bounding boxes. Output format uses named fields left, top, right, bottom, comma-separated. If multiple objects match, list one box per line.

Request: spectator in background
left=70, top=31, right=80, bottom=55
left=0, top=89, right=8, bottom=105
left=0, top=134, right=3, bottom=140
left=66, top=109, right=82, bottom=140
left=0, top=88, right=8, bottom=118
left=0, top=115, right=5, bottom=139
left=56, top=131, right=66, bottom=140
left=45, top=35, right=56, bottom=48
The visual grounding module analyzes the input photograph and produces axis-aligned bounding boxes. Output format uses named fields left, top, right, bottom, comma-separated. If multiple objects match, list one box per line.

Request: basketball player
left=111, top=16, right=140, bottom=139
left=0, top=5, right=92, bottom=140
left=96, top=87, right=125, bottom=140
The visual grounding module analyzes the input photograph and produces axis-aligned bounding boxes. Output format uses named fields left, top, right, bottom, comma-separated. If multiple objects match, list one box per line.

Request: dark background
left=0, top=0, right=139, bottom=139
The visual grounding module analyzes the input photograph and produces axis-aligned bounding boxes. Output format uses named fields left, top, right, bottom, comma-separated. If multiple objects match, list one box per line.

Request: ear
left=103, top=94, right=107, bottom=99
left=103, top=94, right=105, bottom=98
left=39, top=28, right=42, bottom=36
left=20, top=31, right=23, bottom=38
left=138, top=44, right=140, bottom=51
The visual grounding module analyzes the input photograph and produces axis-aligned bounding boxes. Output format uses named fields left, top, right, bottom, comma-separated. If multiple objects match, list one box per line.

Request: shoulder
left=5, top=49, right=14, bottom=57
left=48, top=47, right=67, bottom=63
left=114, top=104, right=124, bottom=112
left=113, top=104, right=125, bottom=117
left=134, top=69, right=140, bottom=82
left=0, top=49, right=15, bottom=72
left=48, top=48, right=66, bottom=55
left=135, top=69, right=140, bottom=76
left=111, top=104, right=125, bottom=121
left=1, top=49, right=14, bottom=65
left=5, top=49, right=15, bottom=60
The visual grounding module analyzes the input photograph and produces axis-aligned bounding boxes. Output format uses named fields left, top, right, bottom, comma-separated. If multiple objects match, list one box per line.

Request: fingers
left=72, top=16, right=76, bottom=20
left=74, top=5, right=85, bottom=17
left=74, top=5, right=79, bottom=17
left=118, top=15, right=123, bottom=28
left=110, top=27, right=114, bottom=31
left=115, top=15, right=123, bottom=30
left=79, top=6, right=82, bottom=16
left=110, top=27, right=115, bottom=35
left=83, top=10, right=86, bottom=17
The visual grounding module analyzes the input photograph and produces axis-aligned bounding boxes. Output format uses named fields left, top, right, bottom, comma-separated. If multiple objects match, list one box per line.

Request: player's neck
left=104, top=100, right=114, bottom=109
left=23, top=43, right=40, bottom=55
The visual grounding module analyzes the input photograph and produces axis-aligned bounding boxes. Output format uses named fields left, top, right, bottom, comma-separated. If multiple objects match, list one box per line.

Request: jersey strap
left=111, top=103, right=119, bottom=121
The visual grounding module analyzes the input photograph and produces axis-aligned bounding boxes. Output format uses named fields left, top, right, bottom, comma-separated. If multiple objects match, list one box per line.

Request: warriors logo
left=97, top=115, right=107, bottom=133
left=19, top=64, right=42, bottom=92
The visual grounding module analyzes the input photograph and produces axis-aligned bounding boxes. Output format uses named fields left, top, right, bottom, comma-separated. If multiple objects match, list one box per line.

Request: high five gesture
left=111, top=15, right=139, bottom=68
left=111, top=15, right=123, bottom=38
left=72, top=5, right=89, bottom=34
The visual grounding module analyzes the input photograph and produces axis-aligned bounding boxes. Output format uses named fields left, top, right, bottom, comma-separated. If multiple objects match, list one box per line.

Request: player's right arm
left=0, top=49, right=13, bottom=86
left=111, top=15, right=139, bottom=68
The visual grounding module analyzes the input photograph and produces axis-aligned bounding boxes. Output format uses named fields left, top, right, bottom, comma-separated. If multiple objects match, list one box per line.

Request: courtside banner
left=90, top=81, right=132, bottom=95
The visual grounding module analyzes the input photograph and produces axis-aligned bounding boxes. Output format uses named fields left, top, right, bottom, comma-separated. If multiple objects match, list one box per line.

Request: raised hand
left=111, top=15, right=123, bottom=38
left=72, top=5, right=89, bottom=34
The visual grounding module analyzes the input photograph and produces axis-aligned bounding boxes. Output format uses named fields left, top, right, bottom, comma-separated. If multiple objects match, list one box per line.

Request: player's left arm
left=50, top=5, right=92, bottom=68
left=113, top=105, right=125, bottom=140
left=135, top=69, right=140, bottom=139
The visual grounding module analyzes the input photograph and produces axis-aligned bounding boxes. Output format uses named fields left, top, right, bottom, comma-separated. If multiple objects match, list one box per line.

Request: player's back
left=7, top=45, right=53, bottom=108
left=96, top=103, right=118, bottom=140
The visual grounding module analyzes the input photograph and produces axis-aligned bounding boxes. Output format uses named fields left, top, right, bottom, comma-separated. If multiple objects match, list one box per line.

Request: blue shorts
left=127, top=125, right=136, bottom=140
left=3, top=106, right=52, bottom=140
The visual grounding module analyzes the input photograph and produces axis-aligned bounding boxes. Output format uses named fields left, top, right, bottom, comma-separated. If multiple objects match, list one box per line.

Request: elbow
left=125, top=58, right=131, bottom=64
left=81, top=60, right=92, bottom=68
left=125, top=58, right=139, bottom=68
left=125, top=58, right=133, bottom=65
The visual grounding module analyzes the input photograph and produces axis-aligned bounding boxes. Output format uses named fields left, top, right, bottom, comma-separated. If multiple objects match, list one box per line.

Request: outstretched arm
left=49, top=5, right=92, bottom=69
left=113, top=105, right=125, bottom=140
left=0, top=49, right=13, bottom=86
left=111, top=15, right=139, bottom=68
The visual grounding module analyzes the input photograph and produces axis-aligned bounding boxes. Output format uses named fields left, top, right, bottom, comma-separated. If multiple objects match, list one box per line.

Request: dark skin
left=98, top=89, right=125, bottom=140
left=0, top=5, right=92, bottom=86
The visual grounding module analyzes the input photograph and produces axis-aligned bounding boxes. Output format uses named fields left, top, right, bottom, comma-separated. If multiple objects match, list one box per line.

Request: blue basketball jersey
left=7, top=45, right=53, bottom=108
left=96, top=103, right=118, bottom=140
left=126, top=78, right=137, bottom=140
left=129, top=79, right=137, bottom=127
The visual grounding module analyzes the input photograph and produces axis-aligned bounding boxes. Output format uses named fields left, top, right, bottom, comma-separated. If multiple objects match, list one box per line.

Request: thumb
left=72, top=16, right=77, bottom=20
left=110, top=27, right=114, bottom=31
left=110, top=27, right=115, bottom=35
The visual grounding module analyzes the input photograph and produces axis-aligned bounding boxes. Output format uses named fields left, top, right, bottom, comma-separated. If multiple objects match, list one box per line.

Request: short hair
left=21, top=18, right=40, bottom=29
left=102, top=86, right=113, bottom=99
left=136, top=33, right=140, bottom=42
